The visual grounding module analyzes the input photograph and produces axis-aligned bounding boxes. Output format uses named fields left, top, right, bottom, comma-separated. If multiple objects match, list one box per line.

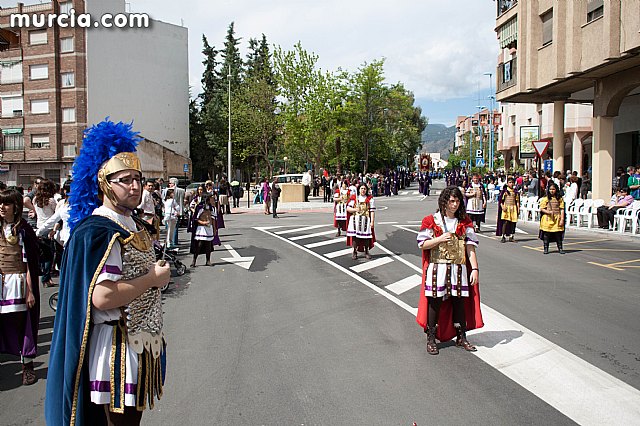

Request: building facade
left=0, top=0, right=190, bottom=187
left=494, top=0, right=640, bottom=200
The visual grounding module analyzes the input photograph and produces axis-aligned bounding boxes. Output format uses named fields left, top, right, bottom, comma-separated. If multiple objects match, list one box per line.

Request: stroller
left=154, top=241, right=187, bottom=291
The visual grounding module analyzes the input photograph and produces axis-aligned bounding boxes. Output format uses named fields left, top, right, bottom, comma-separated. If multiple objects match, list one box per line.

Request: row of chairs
left=519, top=196, right=640, bottom=235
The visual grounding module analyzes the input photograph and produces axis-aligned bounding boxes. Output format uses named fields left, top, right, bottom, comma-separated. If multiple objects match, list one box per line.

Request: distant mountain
left=421, top=123, right=456, bottom=160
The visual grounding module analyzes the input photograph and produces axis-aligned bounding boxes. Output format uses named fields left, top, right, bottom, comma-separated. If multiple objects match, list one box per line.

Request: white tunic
left=346, top=196, right=376, bottom=239
left=416, top=215, right=478, bottom=298
left=0, top=224, right=28, bottom=314
left=333, top=189, right=348, bottom=221
left=195, top=207, right=215, bottom=241
left=88, top=206, right=142, bottom=407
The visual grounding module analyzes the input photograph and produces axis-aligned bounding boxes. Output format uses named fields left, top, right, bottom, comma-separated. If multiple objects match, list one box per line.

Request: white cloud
left=128, top=0, right=498, bottom=101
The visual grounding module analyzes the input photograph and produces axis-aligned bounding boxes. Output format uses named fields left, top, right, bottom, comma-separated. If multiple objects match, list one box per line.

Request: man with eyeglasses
left=46, top=119, right=170, bottom=425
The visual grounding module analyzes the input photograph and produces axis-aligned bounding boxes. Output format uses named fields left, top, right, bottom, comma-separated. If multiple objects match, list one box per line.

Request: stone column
left=571, top=133, right=582, bottom=175
left=591, top=116, right=614, bottom=201
left=553, top=101, right=565, bottom=173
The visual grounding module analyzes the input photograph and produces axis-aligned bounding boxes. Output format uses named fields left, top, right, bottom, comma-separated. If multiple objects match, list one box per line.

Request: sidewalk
left=231, top=195, right=335, bottom=214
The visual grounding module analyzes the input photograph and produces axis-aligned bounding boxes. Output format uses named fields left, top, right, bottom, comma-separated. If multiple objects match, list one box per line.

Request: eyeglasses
left=109, top=177, right=142, bottom=186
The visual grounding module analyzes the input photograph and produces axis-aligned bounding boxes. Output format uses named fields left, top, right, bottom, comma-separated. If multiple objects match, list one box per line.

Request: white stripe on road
left=378, top=221, right=399, bottom=225
left=385, top=274, right=422, bottom=295
left=290, top=230, right=337, bottom=241
left=468, top=305, right=640, bottom=425
left=305, top=238, right=345, bottom=248
left=350, top=256, right=394, bottom=273
left=324, top=248, right=354, bottom=259
left=258, top=225, right=640, bottom=424
left=275, top=224, right=329, bottom=235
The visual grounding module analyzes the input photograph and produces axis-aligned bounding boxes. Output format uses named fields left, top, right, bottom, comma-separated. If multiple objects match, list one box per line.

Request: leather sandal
left=22, top=362, right=37, bottom=386
left=351, top=251, right=357, bottom=260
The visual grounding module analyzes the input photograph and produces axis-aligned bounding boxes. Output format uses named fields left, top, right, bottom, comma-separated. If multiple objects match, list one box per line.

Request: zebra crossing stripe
left=275, top=224, right=329, bottom=235
left=385, top=274, right=422, bottom=295
left=305, top=238, right=345, bottom=248
left=324, top=248, right=354, bottom=259
left=350, top=256, right=394, bottom=273
left=290, top=230, right=337, bottom=241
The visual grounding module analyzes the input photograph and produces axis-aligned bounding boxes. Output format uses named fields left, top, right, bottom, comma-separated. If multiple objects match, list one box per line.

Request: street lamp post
left=228, top=64, right=232, bottom=179
left=283, top=156, right=288, bottom=174
left=484, top=72, right=495, bottom=171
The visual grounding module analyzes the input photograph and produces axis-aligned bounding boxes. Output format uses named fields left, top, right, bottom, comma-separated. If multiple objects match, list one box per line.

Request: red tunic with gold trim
left=415, top=214, right=484, bottom=341
left=345, top=194, right=376, bottom=251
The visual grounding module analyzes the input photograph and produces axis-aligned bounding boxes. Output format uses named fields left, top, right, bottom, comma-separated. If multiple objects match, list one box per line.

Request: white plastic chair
left=520, top=197, right=532, bottom=221
left=531, top=199, right=541, bottom=222
left=617, top=201, right=640, bottom=234
left=576, top=199, right=592, bottom=228
left=566, top=199, right=583, bottom=227
left=587, top=199, right=604, bottom=229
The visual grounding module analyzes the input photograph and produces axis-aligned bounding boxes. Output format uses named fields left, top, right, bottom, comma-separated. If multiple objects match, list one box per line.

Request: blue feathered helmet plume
left=68, top=118, right=142, bottom=232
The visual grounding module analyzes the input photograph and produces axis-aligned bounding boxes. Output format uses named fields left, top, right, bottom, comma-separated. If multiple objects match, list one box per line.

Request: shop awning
left=499, top=17, right=518, bottom=49
left=2, top=128, right=23, bottom=135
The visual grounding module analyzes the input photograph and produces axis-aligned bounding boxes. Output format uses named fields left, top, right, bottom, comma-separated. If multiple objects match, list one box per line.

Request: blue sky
left=3, top=0, right=499, bottom=126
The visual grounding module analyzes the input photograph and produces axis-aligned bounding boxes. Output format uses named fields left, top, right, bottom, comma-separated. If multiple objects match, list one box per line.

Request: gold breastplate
left=356, top=201, right=369, bottom=216
left=504, top=192, right=516, bottom=206
left=120, top=226, right=164, bottom=358
left=0, top=229, right=27, bottom=274
left=431, top=233, right=466, bottom=264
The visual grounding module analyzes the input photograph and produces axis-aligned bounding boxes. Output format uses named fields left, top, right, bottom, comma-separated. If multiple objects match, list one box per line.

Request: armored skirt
left=89, top=207, right=165, bottom=411
left=346, top=195, right=375, bottom=239
left=417, top=215, right=478, bottom=298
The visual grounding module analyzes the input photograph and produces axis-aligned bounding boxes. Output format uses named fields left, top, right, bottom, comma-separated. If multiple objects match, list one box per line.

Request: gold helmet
left=97, top=152, right=142, bottom=205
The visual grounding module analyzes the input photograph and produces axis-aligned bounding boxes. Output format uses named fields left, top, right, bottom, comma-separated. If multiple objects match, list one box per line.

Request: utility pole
left=484, top=72, right=495, bottom=171
left=228, top=64, right=232, bottom=179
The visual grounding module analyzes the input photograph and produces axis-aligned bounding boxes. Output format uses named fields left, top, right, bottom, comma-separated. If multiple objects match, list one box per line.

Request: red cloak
left=345, top=194, right=376, bottom=251
left=415, top=214, right=484, bottom=341
left=333, top=188, right=347, bottom=230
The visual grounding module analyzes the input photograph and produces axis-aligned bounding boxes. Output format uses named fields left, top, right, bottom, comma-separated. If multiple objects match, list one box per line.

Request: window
left=2, top=132, right=24, bottom=151
left=29, top=64, right=48, bottom=80
left=587, top=0, right=604, bottom=23
left=0, top=61, right=23, bottom=84
left=31, top=134, right=50, bottom=149
left=59, top=1, right=73, bottom=14
left=1, top=96, right=23, bottom=117
left=60, top=37, right=74, bottom=53
left=62, top=107, right=76, bottom=122
left=63, top=144, right=76, bottom=158
left=61, top=72, right=75, bottom=88
left=31, top=99, right=49, bottom=115
left=29, top=30, right=47, bottom=45
left=541, top=9, right=553, bottom=46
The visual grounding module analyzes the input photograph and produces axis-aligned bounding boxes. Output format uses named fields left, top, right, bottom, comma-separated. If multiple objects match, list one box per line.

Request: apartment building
left=455, top=108, right=500, bottom=167
left=494, top=0, right=640, bottom=200
left=0, top=0, right=190, bottom=187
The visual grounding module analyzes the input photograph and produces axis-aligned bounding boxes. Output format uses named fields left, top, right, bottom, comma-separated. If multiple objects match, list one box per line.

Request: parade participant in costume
left=496, top=177, right=520, bottom=243
left=416, top=186, right=482, bottom=355
left=346, top=184, right=376, bottom=260
left=45, top=119, right=170, bottom=426
left=188, top=194, right=221, bottom=267
left=333, top=181, right=349, bottom=237
left=465, top=174, right=487, bottom=232
left=0, top=189, right=40, bottom=385
left=539, top=182, right=565, bottom=254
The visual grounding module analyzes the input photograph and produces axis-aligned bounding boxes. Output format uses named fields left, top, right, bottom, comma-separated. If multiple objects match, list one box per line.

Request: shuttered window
left=29, top=64, right=48, bottom=80
left=541, top=9, right=553, bottom=46
left=0, top=61, right=22, bottom=84
left=63, top=144, right=77, bottom=158
left=29, top=30, right=47, bottom=45
left=31, top=134, right=50, bottom=149
left=31, top=99, right=49, bottom=114
left=60, top=37, right=74, bottom=53
left=1, top=96, right=23, bottom=117
left=62, top=107, right=76, bottom=122
left=61, top=72, right=75, bottom=87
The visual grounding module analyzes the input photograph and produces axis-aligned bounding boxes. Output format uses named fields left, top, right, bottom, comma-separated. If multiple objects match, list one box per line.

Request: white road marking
left=324, top=248, right=354, bottom=259
left=385, top=274, right=422, bottom=295
left=378, top=221, right=399, bottom=225
left=350, top=256, right=394, bottom=273
left=275, top=224, right=329, bottom=235
left=469, top=305, right=640, bottom=425
left=305, top=238, right=345, bottom=248
left=256, top=226, right=640, bottom=424
left=290, top=230, right=337, bottom=241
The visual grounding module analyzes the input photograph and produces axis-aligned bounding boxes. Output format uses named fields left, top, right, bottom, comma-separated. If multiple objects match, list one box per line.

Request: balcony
left=497, top=0, right=517, bottom=17
left=498, top=57, right=517, bottom=92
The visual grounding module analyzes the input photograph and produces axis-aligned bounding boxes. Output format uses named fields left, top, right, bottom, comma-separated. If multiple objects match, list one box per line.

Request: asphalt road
left=3, top=181, right=640, bottom=425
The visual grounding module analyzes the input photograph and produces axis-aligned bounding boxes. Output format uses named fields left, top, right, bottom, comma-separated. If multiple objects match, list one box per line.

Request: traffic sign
left=183, top=163, right=189, bottom=173
left=533, top=140, right=550, bottom=157
left=475, top=158, right=485, bottom=167
left=460, top=160, right=468, bottom=168
left=476, top=149, right=484, bottom=158
left=543, top=159, right=553, bottom=172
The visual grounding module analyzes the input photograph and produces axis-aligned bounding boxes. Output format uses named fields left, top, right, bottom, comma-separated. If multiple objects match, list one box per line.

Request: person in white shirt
left=138, top=180, right=156, bottom=224
left=302, top=170, right=312, bottom=202
left=167, top=178, right=185, bottom=246
left=163, top=189, right=179, bottom=248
